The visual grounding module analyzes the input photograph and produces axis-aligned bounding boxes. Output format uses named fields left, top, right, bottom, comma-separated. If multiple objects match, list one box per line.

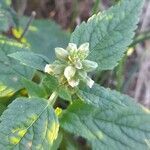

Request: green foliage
left=0, top=97, right=59, bottom=149
left=42, top=75, right=59, bottom=93
left=21, top=18, right=70, bottom=59
left=9, top=51, right=50, bottom=71
left=60, top=99, right=150, bottom=150
left=78, top=83, right=138, bottom=109
left=0, top=0, right=11, bottom=7
left=0, top=36, right=34, bottom=96
left=0, top=103, right=6, bottom=116
left=21, top=78, right=47, bottom=98
left=58, top=86, right=72, bottom=101
left=51, top=132, right=63, bottom=150
left=0, top=7, right=11, bottom=32
left=70, top=0, right=144, bottom=71
left=0, top=0, right=149, bottom=149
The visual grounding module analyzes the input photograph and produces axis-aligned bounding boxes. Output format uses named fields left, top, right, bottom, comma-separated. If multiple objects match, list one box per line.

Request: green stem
left=48, top=91, right=58, bottom=105
left=130, top=30, right=150, bottom=47
left=92, top=0, right=101, bottom=15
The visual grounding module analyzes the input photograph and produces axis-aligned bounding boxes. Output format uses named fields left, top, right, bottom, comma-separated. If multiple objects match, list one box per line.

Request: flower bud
left=55, top=47, right=68, bottom=60
left=64, top=66, right=76, bottom=80
left=86, top=76, right=94, bottom=88
left=68, top=78, right=79, bottom=87
left=78, top=43, right=89, bottom=55
left=44, top=64, right=54, bottom=74
left=82, top=60, right=98, bottom=72
left=75, top=60, right=82, bottom=69
left=67, top=43, right=78, bottom=54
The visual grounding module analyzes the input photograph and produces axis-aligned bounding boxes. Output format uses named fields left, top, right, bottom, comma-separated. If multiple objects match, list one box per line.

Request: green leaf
left=78, top=83, right=139, bottom=109
left=9, top=51, right=50, bottom=71
left=58, top=86, right=72, bottom=101
left=0, top=7, right=11, bottom=32
left=0, top=97, right=59, bottom=149
left=51, top=132, right=63, bottom=150
left=21, top=78, right=47, bottom=98
left=42, top=75, right=72, bottom=101
left=60, top=100, right=150, bottom=150
left=60, top=131, right=80, bottom=150
left=70, top=0, right=144, bottom=70
left=0, top=83, right=14, bottom=98
left=0, top=36, right=34, bottom=97
left=42, top=75, right=59, bottom=94
left=0, top=103, right=6, bottom=116
left=21, top=18, right=70, bottom=60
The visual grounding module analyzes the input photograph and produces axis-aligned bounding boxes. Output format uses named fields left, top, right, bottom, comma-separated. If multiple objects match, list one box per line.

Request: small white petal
left=64, top=66, right=76, bottom=80
left=68, top=79, right=79, bottom=87
left=55, top=47, right=68, bottom=60
left=78, top=43, right=89, bottom=55
left=86, top=76, right=94, bottom=88
left=75, top=60, right=82, bottom=69
left=82, top=60, right=98, bottom=72
left=67, top=43, right=78, bottom=53
left=44, top=64, right=53, bottom=74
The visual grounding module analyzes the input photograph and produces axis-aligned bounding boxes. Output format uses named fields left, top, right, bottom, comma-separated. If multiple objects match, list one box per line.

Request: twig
left=19, top=11, right=36, bottom=41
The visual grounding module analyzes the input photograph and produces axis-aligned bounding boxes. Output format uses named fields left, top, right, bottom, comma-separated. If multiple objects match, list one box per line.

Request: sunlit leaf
left=0, top=97, right=59, bottom=149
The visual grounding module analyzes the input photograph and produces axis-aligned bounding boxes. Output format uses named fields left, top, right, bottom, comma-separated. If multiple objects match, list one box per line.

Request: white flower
left=67, top=43, right=78, bottom=54
left=68, top=79, right=79, bottom=87
left=55, top=47, right=68, bottom=60
left=75, top=60, right=82, bottom=69
left=64, top=66, right=76, bottom=80
left=82, top=60, right=98, bottom=72
left=44, top=42, right=98, bottom=88
left=44, top=64, right=53, bottom=74
left=78, top=43, right=89, bottom=58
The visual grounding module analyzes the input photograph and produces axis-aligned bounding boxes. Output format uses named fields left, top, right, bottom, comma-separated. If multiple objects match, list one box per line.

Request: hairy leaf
left=58, top=86, right=72, bottom=102
left=42, top=75, right=59, bottom=94
left=0, top=97, right=59, bottom=149
left=61, top=100, right=150, bottom=150
left=9, top=51, right=49, bottom=71
left=0, top=36, right=34, bottom=97
left=70, top=0, right=144, bottom=70
left=78, top=83, right=139, bottom=109
left=0, top=103, right=6, bottom=116
left=0, top=6, right=12, bottom=32
left=51, top=132, right=63, bottom=150
left=21, top=78, right=47, bottom=98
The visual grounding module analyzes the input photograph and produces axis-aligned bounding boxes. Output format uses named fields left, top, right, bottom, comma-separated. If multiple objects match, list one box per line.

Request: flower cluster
left=44, top=43, right=98, bottom=88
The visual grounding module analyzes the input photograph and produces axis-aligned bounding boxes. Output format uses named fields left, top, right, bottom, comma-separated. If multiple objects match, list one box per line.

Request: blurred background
left=3, top=0, right=150, bottom=107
